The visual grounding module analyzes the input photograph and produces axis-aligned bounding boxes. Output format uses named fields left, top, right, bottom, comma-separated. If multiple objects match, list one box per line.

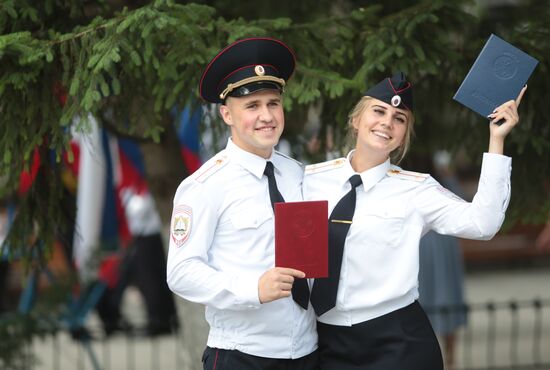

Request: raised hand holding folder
left=453, top=34, right=538, bottom=122
left=274, top=200, right=328, bottom=278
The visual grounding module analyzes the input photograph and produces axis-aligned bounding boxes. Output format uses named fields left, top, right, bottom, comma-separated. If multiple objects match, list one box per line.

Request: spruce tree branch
left=48, top=16, right=124, bottom=46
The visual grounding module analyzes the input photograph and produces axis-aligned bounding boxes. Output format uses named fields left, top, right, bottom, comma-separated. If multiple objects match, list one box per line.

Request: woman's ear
left=351, top=118, right=361, bottom=139
left=351, top=117, right=359, bottom=131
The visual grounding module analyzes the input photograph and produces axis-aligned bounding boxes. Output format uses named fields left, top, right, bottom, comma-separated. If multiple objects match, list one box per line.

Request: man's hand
left=258, top=267, right=306, bottom=304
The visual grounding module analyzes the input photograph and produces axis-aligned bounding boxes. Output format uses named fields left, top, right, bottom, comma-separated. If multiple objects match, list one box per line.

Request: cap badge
left=255, top=65, right=265, bottom=76
left=391, top=95, right=401, bottom=107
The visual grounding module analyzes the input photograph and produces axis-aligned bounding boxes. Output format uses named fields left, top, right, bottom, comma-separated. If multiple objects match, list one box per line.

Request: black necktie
left=264, top=161, right=310, bottom=310
left=310, top=174, right=363, bottom=316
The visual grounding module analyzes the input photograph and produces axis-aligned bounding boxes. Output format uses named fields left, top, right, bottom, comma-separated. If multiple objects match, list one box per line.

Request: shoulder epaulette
left=305, top=158, right=346, bottom=175
left=274, top=150, right=303, bottom=167
left=193, top=154, right=230, bottom=183
left=386, top=168, right=429, bottom=182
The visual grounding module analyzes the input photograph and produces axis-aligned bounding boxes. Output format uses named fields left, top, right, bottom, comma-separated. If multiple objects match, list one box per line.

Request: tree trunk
left=138, top=114, right=187, bottom=227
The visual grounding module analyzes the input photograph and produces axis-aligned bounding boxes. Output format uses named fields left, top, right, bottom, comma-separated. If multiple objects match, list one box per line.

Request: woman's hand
left=487, top=85, right=527, bottom=154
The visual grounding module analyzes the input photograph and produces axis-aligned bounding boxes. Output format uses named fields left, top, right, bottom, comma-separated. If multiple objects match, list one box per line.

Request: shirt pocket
left=354, top=207, right=406, bottom=249
left=230, top=206, right=273, bottom=230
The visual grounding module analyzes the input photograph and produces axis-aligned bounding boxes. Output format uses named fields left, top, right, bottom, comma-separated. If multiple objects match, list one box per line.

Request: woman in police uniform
left=303, top=72, right=526, bottom=370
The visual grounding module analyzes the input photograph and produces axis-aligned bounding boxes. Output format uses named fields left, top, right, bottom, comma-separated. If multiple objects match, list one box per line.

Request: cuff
left=232, top=272, right=263, bottom=309
left=481, top=152, right=512, bottom=179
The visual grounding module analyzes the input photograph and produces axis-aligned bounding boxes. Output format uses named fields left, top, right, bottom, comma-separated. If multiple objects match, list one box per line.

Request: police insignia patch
left=171, top=205, right=192, bottom=247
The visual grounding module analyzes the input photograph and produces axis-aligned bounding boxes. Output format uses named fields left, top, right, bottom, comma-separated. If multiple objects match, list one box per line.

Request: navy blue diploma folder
left=453, top=34, right=538, bottom=118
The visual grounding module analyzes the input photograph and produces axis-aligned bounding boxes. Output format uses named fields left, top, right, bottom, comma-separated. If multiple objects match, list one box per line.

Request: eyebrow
left=372, top=104, right=387, bottom=110
left=372, top=104, right=407, bottom=118
left=244, top=97, right=280, bottom=106
left=243, top=100, right=260, bottom=105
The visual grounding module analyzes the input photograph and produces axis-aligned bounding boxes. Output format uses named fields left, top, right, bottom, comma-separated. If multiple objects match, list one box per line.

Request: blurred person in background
left=0, top=200, right=11, bottom=313
left=535, top=218, right=550, bottom=251
left=418, top=150, right=468, bottom=370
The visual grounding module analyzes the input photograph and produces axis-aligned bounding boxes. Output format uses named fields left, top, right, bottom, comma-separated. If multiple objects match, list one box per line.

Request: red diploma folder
left=274, top=200, right=328, bottom=278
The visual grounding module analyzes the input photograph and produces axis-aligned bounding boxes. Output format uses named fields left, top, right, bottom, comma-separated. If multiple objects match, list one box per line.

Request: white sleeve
left=166, top=180, right=262, bottom=310
left=415, top=153, right=511, bottom=239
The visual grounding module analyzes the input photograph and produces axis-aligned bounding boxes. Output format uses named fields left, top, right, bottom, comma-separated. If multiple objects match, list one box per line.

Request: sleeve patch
left=171, top=205, right=192, bottom=247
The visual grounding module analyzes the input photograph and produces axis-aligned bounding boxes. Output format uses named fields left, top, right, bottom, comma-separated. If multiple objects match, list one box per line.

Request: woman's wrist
left=488, top=135, right=504, bottom=155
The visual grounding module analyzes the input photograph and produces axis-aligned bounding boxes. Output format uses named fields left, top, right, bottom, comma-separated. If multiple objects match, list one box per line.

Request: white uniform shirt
left=122, top=191, right=162, bottom=236
left=167, top=138, right=317, bottom=359
left=303, top=151, right=511, bottom=326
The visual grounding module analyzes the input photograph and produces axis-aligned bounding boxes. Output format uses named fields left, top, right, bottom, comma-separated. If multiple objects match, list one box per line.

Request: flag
left=175, top=105, right=202, bottom=173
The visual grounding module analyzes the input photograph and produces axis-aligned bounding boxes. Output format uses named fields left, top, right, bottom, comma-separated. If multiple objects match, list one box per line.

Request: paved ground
left=28, top=265, right=550, bottom=370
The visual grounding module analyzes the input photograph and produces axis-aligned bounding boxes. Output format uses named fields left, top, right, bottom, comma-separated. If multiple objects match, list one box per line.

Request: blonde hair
left=345, top=96, right=415, bottom=164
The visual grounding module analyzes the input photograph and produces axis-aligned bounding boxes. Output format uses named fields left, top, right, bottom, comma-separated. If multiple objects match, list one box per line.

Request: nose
left=379, top=114, right=392, bottom=128
left=258, top=105, right=273, bottom=122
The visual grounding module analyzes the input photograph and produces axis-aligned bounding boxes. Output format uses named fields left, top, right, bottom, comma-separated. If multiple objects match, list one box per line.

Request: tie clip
left=331, top=219, right=353, bottom=224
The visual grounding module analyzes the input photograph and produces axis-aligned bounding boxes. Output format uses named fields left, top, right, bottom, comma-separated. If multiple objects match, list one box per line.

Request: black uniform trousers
left=202, top=347, right=319, bottom=370
left=317, top=301, right=443, bottom=370
left=129, top=233, right=179, bottom=334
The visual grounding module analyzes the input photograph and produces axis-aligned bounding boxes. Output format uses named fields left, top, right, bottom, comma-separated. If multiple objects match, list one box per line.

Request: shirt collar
left=345, top=150, right=391, bottom=192
left=225, top=138, right=276, bottom=179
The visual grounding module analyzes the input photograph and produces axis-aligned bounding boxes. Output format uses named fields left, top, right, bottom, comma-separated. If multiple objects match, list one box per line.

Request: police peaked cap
left=364, top=72, right=413, bottom=111
left=199, top=37, right=296, bottom=104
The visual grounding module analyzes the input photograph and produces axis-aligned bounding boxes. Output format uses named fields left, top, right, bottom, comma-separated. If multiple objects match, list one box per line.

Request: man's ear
left=219, top=104, right=233, bottom=127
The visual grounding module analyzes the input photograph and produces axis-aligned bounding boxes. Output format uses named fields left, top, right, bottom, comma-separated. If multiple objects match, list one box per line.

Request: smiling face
left=351, top=97, right=412, bottom=164
left=219, top=90, right=284, bottom=159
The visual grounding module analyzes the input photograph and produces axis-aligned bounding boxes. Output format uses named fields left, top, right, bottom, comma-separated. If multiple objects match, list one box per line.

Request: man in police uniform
left=167, top=38, right=318, bottom=369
